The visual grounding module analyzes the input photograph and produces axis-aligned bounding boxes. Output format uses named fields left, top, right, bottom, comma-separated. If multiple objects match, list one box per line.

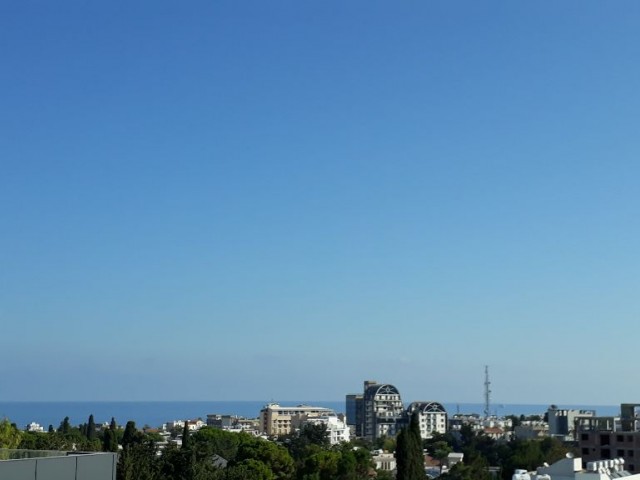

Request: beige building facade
left=259, top=403, right=336, bottom=436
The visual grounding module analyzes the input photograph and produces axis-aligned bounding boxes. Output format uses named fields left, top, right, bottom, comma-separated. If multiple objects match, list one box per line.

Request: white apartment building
left=164, top=419, right=206, bottom=432
left=513, top=455, right=640, bottom=480
left=304, top=415, right=351, bottom=445
left=372, top=451, right=396, bottom=473
left=26, top=422, right=44, bottom=432
left=259, top=403, right=336, bottom=436
left=406, top=401, right=448, bottom=439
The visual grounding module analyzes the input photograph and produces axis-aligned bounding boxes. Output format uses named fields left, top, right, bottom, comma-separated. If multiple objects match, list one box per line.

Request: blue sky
left=1, top=0, right=640, bottom=404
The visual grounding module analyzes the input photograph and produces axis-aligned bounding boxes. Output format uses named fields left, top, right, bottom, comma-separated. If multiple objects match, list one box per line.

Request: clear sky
left=1, top=0, right=639, bottom=404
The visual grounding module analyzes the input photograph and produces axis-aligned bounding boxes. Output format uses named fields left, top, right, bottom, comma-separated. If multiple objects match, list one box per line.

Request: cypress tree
left=181, top=421, right=191, bottom=450
left=108, top=418, right=119, bottom=452
left=60, top=417, right=71, bottom=435
left=87, top=414, right=96, bottom=440
left=122, top=421, right=137, bottom=449
left=48, top=425, right=54, bottom=434
left=396, top=412, right=424, bottom=480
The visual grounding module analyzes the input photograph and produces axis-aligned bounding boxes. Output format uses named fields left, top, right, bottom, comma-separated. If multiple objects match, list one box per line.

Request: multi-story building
left=372, top=450, right=396, bottom=473
left=362, top=380, right=404, bottom=441
left=577, top=404, right=640, bottom=473
left=513, top=454, right=640, bottom=480
left=347, top=380, right=405, bottom=441
left=304, top=415, right=351, bottom=444
left=259, top=403, right=336, bottom=436
left=346, top=394, right=363, bottom=437
left=405, top=401, right=448, bottom=439
left=547, top=406, right=596, bottom=440
left=514, top=421, right=549, bottom=440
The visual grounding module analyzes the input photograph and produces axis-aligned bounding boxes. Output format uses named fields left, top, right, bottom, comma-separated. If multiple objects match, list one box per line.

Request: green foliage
left=375, top=470, right=395, bottom=480
left=429, top=440, right=452, bottom=472
left=103, top=428, right=119, bottom=452
left=122, top=421, right=141, bottom=449
left=396, top=412, right=425, bottom=480
left=87, top=414, right=97, bottom=440
left=226, top=458, right=275, bottom=480
left=59, top=417, right=71, bottom=435
left=236, top=436, right=295, bottom=479
left=182, top=423, right=191, bottom=450
left=0, top=419, right=22, bottom=449
left=439, top=458, right=492, bottom=480
left=117, top=439, right=159, bottom=480
left=285, top=423, right=330, bottom=462
left=298, top=450, right=340, bottom=480
left=192, top=427, right=242, bottom=461
left=425, top=424, right=574, bottom=480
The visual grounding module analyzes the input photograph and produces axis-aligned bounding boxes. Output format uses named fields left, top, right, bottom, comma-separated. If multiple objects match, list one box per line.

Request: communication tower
left=484, top=365, right=491, bottom=418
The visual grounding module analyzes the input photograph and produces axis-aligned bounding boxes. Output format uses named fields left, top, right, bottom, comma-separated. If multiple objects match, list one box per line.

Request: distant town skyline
left=2, top=1, right=640, bottom=403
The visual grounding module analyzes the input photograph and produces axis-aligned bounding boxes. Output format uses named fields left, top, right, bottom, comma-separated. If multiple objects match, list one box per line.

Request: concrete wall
left=0, top=453, right=117, bottom=480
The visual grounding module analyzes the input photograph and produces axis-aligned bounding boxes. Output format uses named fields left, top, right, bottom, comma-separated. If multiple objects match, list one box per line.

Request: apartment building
left=259, top=403, right=336, bottom=436
left=578, top=404, right=640, bottom=473
left=405, top=401, right=448, bottom=439
left=304, top=415, right=351, bottom=444
left=362, top=381, right=404, bottom=441
left=547, top=406, right=596, bottom=441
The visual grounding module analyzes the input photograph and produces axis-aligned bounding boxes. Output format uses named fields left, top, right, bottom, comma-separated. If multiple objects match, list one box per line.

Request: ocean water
left=0, top=401, right=621, bottom=430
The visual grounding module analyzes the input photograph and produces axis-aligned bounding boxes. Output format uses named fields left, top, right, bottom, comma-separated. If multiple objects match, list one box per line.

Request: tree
left=226, top=459, right=275, bottom=480
left=192, top=427, right=241, bottom=461
left=117, top=439, right=158, bottom=480
left=0, top=419, right=22, bottom=449
left=122, top=421, right=139, bottom=449
left=396, top=412, right=424, bottom=480
left=182, top=422, right=191, bottom=450
left=237, top=437, right=295, bottom=479
left=87, top=414, right=97, bottom=440
left=102, top=428, right=118, bottom=453
left=439, top=458, right=491, bottom=480
left=429, top=440, right=452, bottom=473
left=59, top=416, right=71, bottom=435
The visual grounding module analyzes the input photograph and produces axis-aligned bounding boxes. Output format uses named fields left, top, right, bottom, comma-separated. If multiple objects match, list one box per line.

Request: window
left=618, top=435, right=625, bottom=442
left=582, top=448, right=589, bottom=455
left=602, top=449, right=611, bottom=459
left=582, top=433, right=589, bottom=441
left=629, top=450, right=635, bottom=457
left=601, top=435, right=611, bottom=446
left=618, top=450, right=625, bottom=457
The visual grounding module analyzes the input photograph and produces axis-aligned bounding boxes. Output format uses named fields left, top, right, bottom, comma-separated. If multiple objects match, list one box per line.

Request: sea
left=0, top=402, right=622, bottom=430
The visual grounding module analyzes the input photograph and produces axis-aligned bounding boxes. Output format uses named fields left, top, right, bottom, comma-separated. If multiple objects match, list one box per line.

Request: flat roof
left=0, top=449, right=114, bottom=461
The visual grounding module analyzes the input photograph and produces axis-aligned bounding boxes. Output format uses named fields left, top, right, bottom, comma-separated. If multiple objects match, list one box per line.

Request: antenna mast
left=484, top=365, right=491, bottom=418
